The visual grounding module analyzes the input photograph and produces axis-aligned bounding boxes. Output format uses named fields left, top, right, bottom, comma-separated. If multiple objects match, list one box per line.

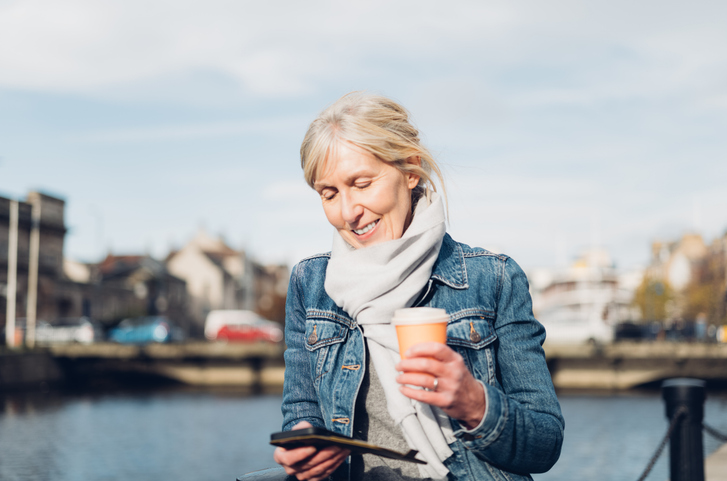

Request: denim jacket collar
left=430, top=233, right=469, bottom=290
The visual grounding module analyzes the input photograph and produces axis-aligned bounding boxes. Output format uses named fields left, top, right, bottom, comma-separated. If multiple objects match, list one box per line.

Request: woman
left=273, top=92, right=564, bottom=481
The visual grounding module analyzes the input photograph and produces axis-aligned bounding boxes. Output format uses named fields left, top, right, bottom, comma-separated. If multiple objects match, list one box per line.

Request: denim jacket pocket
left=447, top=309, right=498, bottom=385
left=304, top=310, right=351, bottom=385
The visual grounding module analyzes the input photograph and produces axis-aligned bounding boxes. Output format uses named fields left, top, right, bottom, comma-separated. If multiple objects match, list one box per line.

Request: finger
left=396, top=371, right=439, bottom=390
left=315, top=449, right=349, bottom=476
left=404, top=341, right=457, bottom=360
left=399, top=384, right=446, bottom=406
left=292, top=420, right=313, bottom=430
left=273, top=421, right=321, bottom=469
left=296, top=446, right=348, bottom=472
left=396, top=356, right=445, bottom=377
left=274, top=445, right=317, bottom=467
left=297, top=448, right=349, bottom=480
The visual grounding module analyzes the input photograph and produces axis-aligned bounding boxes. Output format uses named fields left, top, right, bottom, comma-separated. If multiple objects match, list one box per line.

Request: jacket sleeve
left=281, top=263, right=326, bottom=431
left=453, top=257, right=564, bottom=474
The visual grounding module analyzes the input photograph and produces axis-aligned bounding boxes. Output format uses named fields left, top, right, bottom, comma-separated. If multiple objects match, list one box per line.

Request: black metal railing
left=637, top=378, right=727, bottom=481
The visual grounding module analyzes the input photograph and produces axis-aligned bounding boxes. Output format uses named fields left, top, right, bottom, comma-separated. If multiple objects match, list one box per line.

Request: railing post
left=662, top=378, right=706, bottom=481
left=249, top=356, right=263, bottom=394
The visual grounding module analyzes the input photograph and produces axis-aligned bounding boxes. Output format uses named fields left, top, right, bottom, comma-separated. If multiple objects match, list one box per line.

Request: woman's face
left=314, top=142, right=420, bottom=249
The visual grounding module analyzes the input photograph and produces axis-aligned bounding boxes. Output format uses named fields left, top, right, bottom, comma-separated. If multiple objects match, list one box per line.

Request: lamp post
left=26, top=197, right=41, bottom=348
left=5, top=200, right=18, bottom=347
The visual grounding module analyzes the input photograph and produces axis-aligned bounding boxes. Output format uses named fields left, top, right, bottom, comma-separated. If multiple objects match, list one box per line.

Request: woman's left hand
left=395, top=342, right=485, bottom=430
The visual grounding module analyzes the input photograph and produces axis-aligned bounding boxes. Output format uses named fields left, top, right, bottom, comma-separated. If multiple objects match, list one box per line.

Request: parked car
left=204, top=309, right=282, bottom=343
left=35, top=317, right=102, bottom=344
left=215, top=319, right=283, bottom=343
left=205, top=310, right=259, bottom=340
left=108, top=316, right=178, bottom=344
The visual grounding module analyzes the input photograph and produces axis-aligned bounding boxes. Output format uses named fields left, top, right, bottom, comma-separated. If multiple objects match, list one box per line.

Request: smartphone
left=269, top=427, right=425, bottom=464
left=270, top=427, right=341, bottom=446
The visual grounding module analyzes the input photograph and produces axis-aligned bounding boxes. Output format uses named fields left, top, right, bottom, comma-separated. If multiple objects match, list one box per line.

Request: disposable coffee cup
left=392, top=307, right=449, bottom=358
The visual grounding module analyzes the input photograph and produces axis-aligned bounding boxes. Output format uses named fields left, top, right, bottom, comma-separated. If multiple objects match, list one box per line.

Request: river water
left=2, top=387, right=726, bottom=481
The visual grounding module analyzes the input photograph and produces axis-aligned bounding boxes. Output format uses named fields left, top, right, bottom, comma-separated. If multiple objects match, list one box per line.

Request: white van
left=204, top=310, right=264, bottom=341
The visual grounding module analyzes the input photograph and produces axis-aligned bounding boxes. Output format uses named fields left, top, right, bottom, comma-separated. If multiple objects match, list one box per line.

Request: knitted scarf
left=324, top=192, right=453, bottom=479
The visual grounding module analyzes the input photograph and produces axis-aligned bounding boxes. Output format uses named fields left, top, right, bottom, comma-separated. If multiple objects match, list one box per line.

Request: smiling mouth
left=353, top=220, right=378, bottom=235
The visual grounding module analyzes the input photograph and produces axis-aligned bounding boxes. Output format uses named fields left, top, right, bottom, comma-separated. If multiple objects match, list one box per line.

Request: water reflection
left=535, top=389, right=727, bottom=481
left=1, top=387, right=283, bottom=481
left=2, top=387, right=727, bottom=481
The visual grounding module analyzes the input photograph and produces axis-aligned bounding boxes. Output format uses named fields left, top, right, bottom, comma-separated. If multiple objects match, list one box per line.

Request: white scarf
left=324, top=192, right=453, bottom=480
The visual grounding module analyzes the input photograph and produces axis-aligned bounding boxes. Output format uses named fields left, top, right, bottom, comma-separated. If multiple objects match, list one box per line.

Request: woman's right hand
left=273, top=421, right=351, bottom=481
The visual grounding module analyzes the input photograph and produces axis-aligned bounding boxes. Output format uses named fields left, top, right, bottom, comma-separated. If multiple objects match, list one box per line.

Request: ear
left=405, top=156, right=421, bottom=190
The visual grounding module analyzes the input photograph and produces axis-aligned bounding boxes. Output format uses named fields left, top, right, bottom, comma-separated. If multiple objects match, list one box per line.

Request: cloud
left=0, top=0, right=319, bottom=94
left=3, top=0, right=725, bottom=103
left=66, top=115, right=309, bottom=143
left=0, top=0, right=506, bottom=95
left=4, top=0, right=727, bottom=272
left=261, top=179, right=313, bottom=201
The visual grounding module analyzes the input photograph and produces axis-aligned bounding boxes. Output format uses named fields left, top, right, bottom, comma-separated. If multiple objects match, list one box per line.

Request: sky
left=1, top=0, right=726, bottom=272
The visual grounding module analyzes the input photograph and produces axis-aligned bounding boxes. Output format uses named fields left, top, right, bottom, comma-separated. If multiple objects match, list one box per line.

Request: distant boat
left=531, top=249, right=639, bottom=345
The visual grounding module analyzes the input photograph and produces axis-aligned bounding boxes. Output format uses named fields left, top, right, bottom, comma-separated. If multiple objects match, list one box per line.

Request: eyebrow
left=313, top=167, right=375, bottom=190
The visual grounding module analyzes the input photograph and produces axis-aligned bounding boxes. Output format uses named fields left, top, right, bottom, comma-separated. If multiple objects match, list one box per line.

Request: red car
left=215, top=320, right=283, bottom=343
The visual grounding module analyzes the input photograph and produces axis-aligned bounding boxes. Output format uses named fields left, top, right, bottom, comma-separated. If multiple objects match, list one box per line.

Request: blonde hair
left=300, top=92, right=446, bottom=208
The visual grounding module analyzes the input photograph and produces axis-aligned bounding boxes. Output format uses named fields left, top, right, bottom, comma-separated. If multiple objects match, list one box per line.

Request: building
left=253, top=262, right=289, bottom=323
left=166, top=230, right=257, bottom=330
left=648, top=233, right=708, bottom=291
left=1, top=192, right=72, bottom=328
left=3, top=190, right=288, bottom=342
left=89, top=254, right=190, bottom=332
left=166, top=230, right=290, bottom=331
left=2, top=191, right=193, bottom=342
left=638, top=231, right=727, bottom=335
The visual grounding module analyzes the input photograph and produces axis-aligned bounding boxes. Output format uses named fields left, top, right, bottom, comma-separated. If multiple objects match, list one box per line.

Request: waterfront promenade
left=3, top=340, right=727, bottom=391
left=708, top=443, right=727, bottom=481
left=0, top=341, right=285, bottom=391
left=544, top=341, right=727, bottom=390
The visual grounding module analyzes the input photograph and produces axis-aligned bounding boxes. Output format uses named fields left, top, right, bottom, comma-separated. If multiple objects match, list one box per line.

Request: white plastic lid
left=391, top=307, right=449, bottom=325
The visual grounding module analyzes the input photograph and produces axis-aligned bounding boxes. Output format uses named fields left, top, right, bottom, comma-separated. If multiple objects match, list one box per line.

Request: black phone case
left=270, top=427, right=337, bottom=441
left=269, top=428, right=426, bottom=464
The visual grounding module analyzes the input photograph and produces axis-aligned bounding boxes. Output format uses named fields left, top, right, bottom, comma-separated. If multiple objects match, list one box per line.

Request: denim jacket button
left=462, top=433, right=475, bottom=442
left=470, top=331, right=481, bottom=342
left=308, top=332, right=318, bottom=344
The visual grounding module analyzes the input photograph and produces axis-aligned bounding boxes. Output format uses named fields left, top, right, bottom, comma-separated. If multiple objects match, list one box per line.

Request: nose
left=340, top=191, right=363, bottom=225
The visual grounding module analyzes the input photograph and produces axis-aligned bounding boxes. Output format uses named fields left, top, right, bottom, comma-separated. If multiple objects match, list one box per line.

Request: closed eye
left=320, top=189, right=337, bottom=201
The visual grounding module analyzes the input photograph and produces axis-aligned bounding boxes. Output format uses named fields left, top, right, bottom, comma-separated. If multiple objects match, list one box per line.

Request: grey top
left=351, top=346, right=432, bottom=481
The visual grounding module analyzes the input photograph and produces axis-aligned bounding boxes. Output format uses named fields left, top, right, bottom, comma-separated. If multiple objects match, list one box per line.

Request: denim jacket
left=281, top=234, right=564, bottom=480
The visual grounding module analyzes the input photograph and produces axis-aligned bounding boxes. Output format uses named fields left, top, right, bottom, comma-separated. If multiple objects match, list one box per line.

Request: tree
left=633, top=277, right=675, bottom=321
left=683, top=254, right=727, bottom=324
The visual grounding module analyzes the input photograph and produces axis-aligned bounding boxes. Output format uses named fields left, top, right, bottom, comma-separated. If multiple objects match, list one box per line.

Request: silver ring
left=432, top=377, right=439, bottom=392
